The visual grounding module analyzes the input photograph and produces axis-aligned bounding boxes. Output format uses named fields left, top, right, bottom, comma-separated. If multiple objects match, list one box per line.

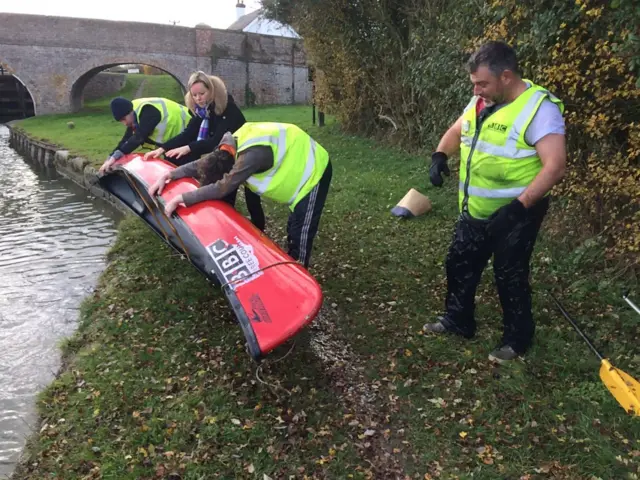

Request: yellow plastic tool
left=550, top=293, right=640, bottom=417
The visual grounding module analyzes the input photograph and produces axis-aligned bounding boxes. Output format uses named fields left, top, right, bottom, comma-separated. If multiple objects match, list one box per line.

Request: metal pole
left=549, top=292, right=604, bottom=361
left=623, top=291, right=640, bottom=317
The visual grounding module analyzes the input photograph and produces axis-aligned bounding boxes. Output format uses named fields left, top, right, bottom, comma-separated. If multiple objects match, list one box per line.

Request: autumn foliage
left=477, top=0, right=640, bottom=260
left=264, top=0, right=640, bottom=265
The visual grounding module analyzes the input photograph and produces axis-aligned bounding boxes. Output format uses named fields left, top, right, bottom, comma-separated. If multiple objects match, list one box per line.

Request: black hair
left=197, top=149, right=235, bottom=186
left=466, top=41, right=520, bottom=77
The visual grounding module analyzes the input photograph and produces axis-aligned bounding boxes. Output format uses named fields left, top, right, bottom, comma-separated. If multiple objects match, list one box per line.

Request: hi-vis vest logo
left=462, top=120, right=471, bottom=134
left=207, top=236, right=263, bottom=290
left=486, top=122, right=508, bottom=133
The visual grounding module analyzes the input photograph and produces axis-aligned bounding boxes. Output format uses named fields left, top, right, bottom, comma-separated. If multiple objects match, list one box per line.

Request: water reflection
left=0, top=126, right=121, bottom=478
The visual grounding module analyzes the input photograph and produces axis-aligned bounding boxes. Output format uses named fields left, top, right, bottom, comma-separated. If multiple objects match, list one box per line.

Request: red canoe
left=98, top=153, right=323, bottom=360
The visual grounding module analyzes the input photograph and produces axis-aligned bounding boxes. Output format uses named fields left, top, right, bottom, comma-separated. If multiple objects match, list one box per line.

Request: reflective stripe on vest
left=288, top=138, right=317, bottom=205
left=132, top=98, right=189, bottom=145
left=461, top=89, right=550, bottom=160
left=458, top=81, right=564, bottom=219
left=133, top=98, right=168, bottom=144
left=240, top=125, right=287, bottom=194
left=180, top=107, right=188, bottom=134
left=237, top=122, right=328, bottom=209
left=459, top=182, right=527, bottom=198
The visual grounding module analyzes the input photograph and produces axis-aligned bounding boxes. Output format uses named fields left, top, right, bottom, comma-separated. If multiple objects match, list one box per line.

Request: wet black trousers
left=286, top=161, right=333, bottom=268
left=440, top=196, right=550, bottom=353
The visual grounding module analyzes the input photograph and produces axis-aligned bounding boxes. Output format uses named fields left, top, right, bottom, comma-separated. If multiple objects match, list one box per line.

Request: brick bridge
left=0, top=13, right=311, bottom=116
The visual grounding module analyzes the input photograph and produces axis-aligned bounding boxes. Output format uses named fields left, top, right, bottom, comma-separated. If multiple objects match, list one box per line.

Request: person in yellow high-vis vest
left=99, top=96, right=191, bottom=174
left=148, top=122, right=333, bottom=269
left=423, top=41, right=567, bottom=363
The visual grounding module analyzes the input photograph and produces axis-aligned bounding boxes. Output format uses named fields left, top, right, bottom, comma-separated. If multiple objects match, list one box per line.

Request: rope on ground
left=255, top=339, right=297, bottom=400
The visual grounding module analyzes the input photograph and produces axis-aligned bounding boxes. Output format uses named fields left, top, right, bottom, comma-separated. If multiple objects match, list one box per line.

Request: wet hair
left=197, top=149, right=235, bottom=186
left=466, top=41, right=520, bottom=77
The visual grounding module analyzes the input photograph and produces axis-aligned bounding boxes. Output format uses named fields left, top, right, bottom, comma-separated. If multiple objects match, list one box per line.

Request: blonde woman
left=145, top=71, right=264, bottom=231
left=145, top=71, right=246, bottom=166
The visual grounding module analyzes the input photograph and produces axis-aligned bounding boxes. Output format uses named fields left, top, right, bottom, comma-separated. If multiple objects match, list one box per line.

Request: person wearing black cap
left=98, top=96, right=191, bottom=174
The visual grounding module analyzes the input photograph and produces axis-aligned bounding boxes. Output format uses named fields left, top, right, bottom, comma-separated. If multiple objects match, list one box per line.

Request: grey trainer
left=423, top=316, right=449, bottom=334
left=488, top=345, right=519, bottom=364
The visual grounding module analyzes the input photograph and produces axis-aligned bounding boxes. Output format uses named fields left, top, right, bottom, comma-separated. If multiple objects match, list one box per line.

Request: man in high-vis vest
left=148, top=122, right=333, bottom=268
left=99, top=96, right=191, bottom=174
left=423, top=41, right=567, bottom=363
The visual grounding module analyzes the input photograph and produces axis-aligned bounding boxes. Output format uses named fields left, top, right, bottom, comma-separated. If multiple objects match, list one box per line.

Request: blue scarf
left=196, top=106, right=209, bottom=141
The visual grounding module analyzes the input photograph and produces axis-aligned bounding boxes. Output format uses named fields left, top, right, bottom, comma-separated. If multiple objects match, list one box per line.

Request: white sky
left=0, top=0, right=263, bottom=29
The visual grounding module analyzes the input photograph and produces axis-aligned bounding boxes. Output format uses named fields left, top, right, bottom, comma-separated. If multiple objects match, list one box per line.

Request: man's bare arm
left=435, top=116, right=464, bottom=157
left=518, top=133, right=567, bottom=208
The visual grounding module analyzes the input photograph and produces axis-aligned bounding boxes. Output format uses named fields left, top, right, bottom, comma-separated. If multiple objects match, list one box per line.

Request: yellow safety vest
left=235, top=122, right=329, bottom=210
left=459, top=80, right=564, bottom=219
left=132, top=97, right=190, bottom=146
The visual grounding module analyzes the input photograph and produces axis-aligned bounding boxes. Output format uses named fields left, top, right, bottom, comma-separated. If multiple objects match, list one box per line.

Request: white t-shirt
left=524, top=98, right=565, bottom=146
left=480, top=86, right=565, bottom=146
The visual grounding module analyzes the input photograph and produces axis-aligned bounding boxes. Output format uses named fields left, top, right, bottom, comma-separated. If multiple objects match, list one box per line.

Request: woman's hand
left=165, top=145, right=191, bottom=159
left=148, top=172, right=171, bottom=196
left=144, top=148, right=165, bottom=161
left=164, top=194, right=184, bottom=216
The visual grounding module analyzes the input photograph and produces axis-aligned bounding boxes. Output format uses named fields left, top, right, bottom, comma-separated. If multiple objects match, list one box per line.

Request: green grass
left=14, top=103, right=330, bottom=167
left=137, top=74, right=185, bottom=104
left=14, top=74, right=186, bottom=162
left=11, top=105, right=640, bottom=479
left=84, top=73, right=185, bottom=110
left=83, top=74, right=148, bottom=110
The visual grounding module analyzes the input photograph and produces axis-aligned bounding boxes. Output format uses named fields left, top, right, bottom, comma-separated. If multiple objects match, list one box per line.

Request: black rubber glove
left=429, top=152, right=450, bottom=187
left=487, top=199, right=527, bottom=238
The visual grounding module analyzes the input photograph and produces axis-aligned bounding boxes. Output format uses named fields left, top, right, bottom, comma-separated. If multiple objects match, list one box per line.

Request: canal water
left=0, top=125, right=122, bottom=478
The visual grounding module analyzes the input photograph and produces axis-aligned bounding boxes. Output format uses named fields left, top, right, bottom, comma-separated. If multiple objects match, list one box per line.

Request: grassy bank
left=82, top=74, right=147, bottom=111
left=14, top=73, right=185, bottom=162
left=84, top=74, right=185, bottom=110
left=12, top=105, right=640, bottom=479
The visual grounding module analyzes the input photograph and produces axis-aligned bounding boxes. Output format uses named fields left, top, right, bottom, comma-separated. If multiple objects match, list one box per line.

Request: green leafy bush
left=263, top=0, right=639, bottom=265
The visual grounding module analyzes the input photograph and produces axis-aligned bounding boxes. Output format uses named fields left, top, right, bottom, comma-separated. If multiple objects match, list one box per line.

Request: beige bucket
left=390, top=188, right=432, bottom=218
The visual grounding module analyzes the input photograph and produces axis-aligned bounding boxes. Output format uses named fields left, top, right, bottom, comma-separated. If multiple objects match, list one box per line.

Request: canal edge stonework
left=6, top=123, right=129, bottom=214
left=3, top=123, right=126, bottom=480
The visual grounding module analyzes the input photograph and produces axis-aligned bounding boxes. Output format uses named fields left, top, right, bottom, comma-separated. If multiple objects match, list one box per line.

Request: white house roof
left=228, top=8, right=300, bottom=38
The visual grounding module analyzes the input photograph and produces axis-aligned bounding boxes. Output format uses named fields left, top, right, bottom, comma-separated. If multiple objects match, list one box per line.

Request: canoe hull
left=98, top=154, right=323, bottom=360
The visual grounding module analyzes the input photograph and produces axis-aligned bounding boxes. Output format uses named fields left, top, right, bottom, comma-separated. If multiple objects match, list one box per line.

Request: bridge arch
left=0, top=61, right=37, bottom=122
left=69, top=59, right=189, bottom=112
